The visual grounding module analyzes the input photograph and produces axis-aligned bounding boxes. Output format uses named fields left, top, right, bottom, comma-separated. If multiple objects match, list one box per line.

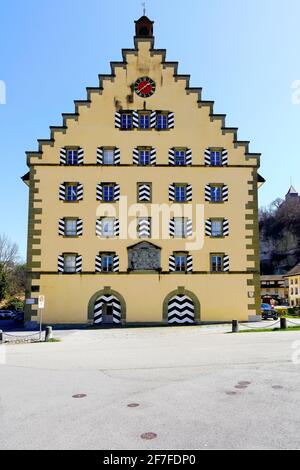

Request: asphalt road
left=1, top=324, right=300, bottom=450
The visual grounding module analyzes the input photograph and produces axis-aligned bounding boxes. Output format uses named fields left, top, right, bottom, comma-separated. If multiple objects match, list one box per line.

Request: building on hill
left=285, top=185, right=300, bottom=203
left=285, top=263, right=300, bottom=306
left=260, top=275, right=288, bottom=305
left=22, top=16, right=263, bottom=326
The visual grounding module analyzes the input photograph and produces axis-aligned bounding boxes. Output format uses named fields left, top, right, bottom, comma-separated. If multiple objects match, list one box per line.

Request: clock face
left=134, top=77, right=156, bottom=98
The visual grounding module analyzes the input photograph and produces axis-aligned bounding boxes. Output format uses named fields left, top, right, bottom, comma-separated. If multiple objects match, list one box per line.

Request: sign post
left=38, top=296, right=45, bottom=341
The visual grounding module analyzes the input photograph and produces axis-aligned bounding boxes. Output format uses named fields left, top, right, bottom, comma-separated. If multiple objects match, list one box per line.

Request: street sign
left=38, top=295, right=45, bottom=309
left=26, top=299, right=35, bottom=305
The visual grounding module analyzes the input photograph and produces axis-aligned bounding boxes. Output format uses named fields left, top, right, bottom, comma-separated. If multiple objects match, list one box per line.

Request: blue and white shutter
left=186, top=219, right=193, bottom=237
left=133, top=148, right=139, bottom=165
left=205, top=219, right=212, bottom=236
left=186, top=184, right=193, bottom=202
left=97, top=148, right=103, bottom=165
left=150, top=111, right=156, bottom=128
left=77, top=184, right=84, bottom=201
left=169, top=255, right=176, bottom=272
left=96, top=219, right=102, bottom=237
left=58, top=219, right=65, bottom=236
left=139, top=219, right=151, bottom=238
left=139, top=184, right=151, bottom=202
left=59, top=184, right=66, bottom=201
left=222, top=149, right=228, bottom=166
left=133, top=111, right=139, bottom=128
left=76, top=256, right=83, bottom=273
left=58, top=256, right=64, bottom=273
left=223, top=255, right=230, bottom=272
left=114, top=148, right=121, bottom=165
left=169, top=219, right=175, bottom=237
left=77, top=148, right=84, bottom=165
left=169, top=184, right=175, bottom=201
left=95, top=255, right=102, bottom=273
left=77, top=219, right=83, bottom=236
left=223, top=219, right=229, bottom=237
left=168, top=112, right=175, bottom=129
left=222, top=185, right=229, bottom=202
left=114, top=184, right=120, bottom=201
left=186, top=255, right=193, bottom=273
left=60, top=148, right=67, bottom=165
left=204, top=149, right=211, bottom=166
left=186, top=149, right=192, bottom=166
left=113, top=255, right=120, bottom=273
left=205, top=185, right=211, bottom=202
left=150, top=148, right=156, bottom=165
left=114, top=219, right=120, bottom=237
left=96, top=184, right=103, bottom=201
left=115, top=112, right=121, bottom=128
left=169, top=148, right=175, bottom=165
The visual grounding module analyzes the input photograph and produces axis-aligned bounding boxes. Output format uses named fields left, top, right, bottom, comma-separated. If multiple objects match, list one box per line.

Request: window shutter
left=96, top=219, right=102, bottom=237
left=97, top=148, right=103, bottom=165
left=59, top=184, right=66, bottom=201
left=186, top=219, right=193, bottom=237
left=169, top=219, right=175, bottom=237
left=169, top=148, right=175, bottom=165
left=95, top=255, right=102, bottom=273
left=150, top=111, right=156, bottom=128
left=186, top=184, right=193, bottom=202
left=169, top=184, right=175, bottom=201
left=114, top=219, right=120, bottom=237
left=222, top=149, right=228, bottom=166
left=205, top=219, right=212, bottom=236
left=150, top=148, right=156, bottom=165
left=223, top=255, right=230, bottom=272
left=77, top=219, right=83, bottom=236
left=168, top=112, right=174, bottom=129
left=204, top=149, right=211, bottom=166
left=139, top=219, right=151, bottom=238
left=114, top=148, right=121, bottom=165
left=186, top=149, right=192, bottom=166
left=114, top=184, right=120, bottom=201
left=96, top=184, right=103, bottom=201
left=113, top=255, right=120, bottom=273
left=77, top=184, right=84, bottom=201
left=223, top=219, right=229, bottom=237
left=58, top=256, right=64, bottom=273
left=115, top=112, right=121, bottom=128
left=205, top=185, right=211, bottom=202
left=60, top=148, right=67, bottom=165
left=76, top=256, right=83, bottom=273
left=133, top=111, right=139, bottom=128
left=77, top=148, right=84, bottom=165
left=169, top=255, right=176, bottom=272
left=133, top=148, right=139, bottom=165
left=187, top=255, right=193, bottom=273
left=58, top=219, right=65, bottom=236
left=139, top=184, right=151, bottom=202
left=222, top=185, right=229, bottom=202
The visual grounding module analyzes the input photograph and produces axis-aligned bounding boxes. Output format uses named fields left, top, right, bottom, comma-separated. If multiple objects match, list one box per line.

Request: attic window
left=139, top=26, right=149, bottom=36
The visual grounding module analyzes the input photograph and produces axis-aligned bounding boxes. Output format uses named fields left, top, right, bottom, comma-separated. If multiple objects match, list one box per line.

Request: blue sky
left=0, top=0, right=299, bottom=259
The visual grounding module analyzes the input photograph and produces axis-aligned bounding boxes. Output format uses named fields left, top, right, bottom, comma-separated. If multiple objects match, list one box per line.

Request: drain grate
left=141, top=432, right=157, bottom=440
left=72, top=394, right=87, bottom=399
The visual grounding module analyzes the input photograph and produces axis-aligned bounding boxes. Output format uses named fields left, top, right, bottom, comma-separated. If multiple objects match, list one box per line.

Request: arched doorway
left=163, top=288, right=200, bottom=325
left=88, top=289, right=126, bottom=326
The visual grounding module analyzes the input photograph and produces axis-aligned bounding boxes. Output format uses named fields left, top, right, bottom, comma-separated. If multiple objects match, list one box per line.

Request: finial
left=142, top=1, right=146, bottom=16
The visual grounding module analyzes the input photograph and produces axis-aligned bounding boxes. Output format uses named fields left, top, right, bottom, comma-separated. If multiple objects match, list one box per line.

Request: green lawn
left=237, top=325, right=300, bottom=334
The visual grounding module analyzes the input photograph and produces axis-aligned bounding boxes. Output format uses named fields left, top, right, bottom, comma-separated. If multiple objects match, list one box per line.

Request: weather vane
left=142, top=1, right=146, bottom=16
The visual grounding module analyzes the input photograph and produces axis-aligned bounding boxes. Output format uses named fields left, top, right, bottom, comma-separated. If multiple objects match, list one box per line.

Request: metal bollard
left=0, top=330, right=3, bottom=343
left=232, top=320, right=239, bottom=333
left=45, top=326, right=53, bottom=342
left=280, top=317, right=287, bottom=330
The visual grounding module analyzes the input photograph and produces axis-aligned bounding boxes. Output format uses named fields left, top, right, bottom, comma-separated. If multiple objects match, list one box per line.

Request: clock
left=134, top=77, right=156, bottom=98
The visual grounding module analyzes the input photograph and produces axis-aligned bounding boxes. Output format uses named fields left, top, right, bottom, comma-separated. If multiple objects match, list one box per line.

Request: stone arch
left=88, top=287, right=127, bottom=325
left=162, top=287, right=201, bottom=324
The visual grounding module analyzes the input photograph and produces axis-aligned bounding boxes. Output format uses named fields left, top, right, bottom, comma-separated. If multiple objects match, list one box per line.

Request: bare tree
left=0, top=234, right=19, bottom=270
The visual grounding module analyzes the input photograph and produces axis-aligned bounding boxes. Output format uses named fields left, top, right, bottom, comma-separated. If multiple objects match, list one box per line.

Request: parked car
left=0, top=310, right=16, bottom=320
left=14, top=311, right=24, bottom=325
left=261, top=303, right=278, bottom=321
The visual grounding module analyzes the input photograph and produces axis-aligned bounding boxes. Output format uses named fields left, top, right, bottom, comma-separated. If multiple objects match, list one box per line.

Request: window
left=101, top=218, right=115, bottom=238
left=296, top=288, right=299, bottom=295
left=121, top=113, right=133, bottom=129
left=156, top=113, right=168, bottom=130
left=65, top=184, right=78, bottom=202
left=102, top=254, right=114, bottom=273
left=174, top=149, right=186, bottom=166
left=291, top=288, right=294, bottom=295
left=64, top=255, right=76, bottom=273
left=102, top=184, right=115, bottom=202
left=210, top=150, right=222, bottom=167
left=291, top=280, right=294, bottom=285
left=211, top=254, right=223, bottom=272
left=296, top=279, right=298, bottom=285
left=103, top=149, right=115, bottom=165
left=211, top=220, right=223, bottom=237
left=174, top=184, right=186, bottom=202
left=65, top=219, right=77, bottom=237
left=66, top=149, right=78, bottom=165
left=139, top=149, right=151, bottom=166
left=211, top=185, right=222, bottom=202
left=137, top=183, right=152, bottom=202
left=139, top=112, right=151, bottom=129
left=174, top=218, right=187, bottom=238
left=175, top=254, right=187, bottom=272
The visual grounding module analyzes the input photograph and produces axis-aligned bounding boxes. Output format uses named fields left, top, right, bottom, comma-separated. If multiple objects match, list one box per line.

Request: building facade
left=23, top=16, right=262, bottom=325
left=260, top=275, right=288, bottom=305
left=285, top=263, right=300, bottom=306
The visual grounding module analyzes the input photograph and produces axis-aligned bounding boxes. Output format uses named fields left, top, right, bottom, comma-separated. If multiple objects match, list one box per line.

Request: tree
left=0, top=263, right=9, bottom=302
left=0, top=234, right=19, bottom=270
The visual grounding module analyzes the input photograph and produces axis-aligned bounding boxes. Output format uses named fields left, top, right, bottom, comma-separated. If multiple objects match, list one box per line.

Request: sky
left=0, top=0, right=299, bottom=259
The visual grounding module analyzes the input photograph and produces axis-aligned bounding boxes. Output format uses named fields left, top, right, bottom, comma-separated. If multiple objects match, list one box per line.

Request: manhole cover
left=141, top=433, right=157, bottom=440
left=127, top=403, right=140, bottom=408
left=72, top=394, right=87, bottom=399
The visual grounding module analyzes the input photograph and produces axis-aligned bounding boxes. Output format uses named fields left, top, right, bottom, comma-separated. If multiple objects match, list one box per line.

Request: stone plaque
left=128, top=242, right=161, bottom=271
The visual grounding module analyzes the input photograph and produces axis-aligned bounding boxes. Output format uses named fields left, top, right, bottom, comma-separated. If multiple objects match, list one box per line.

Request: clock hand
left=139, top=83, right=151, bottom=92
